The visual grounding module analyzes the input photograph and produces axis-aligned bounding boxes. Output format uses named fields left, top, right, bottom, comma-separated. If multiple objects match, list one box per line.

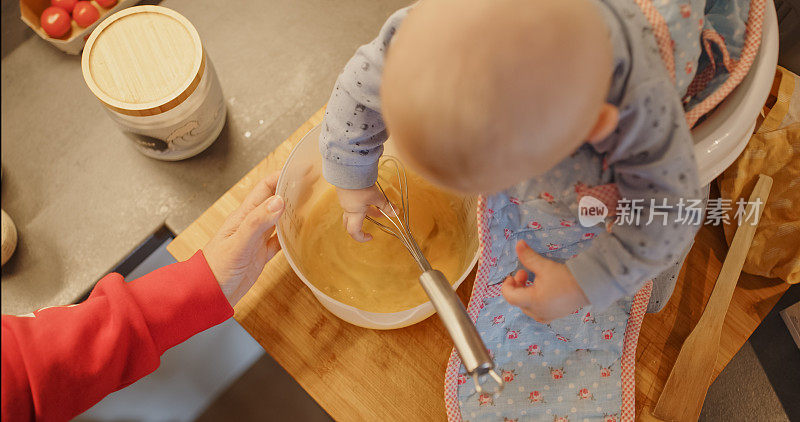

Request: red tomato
left=95, top=0, right=117, bottom=8
left=72, top=1, right=99, bottom=28
left=40, top=6, right=71, bottom=38
left=51, top=0, right=78, bottom=14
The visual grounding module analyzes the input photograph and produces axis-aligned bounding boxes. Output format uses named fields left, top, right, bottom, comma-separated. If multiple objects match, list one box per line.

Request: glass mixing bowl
left=276, top=125, right=479, bottom=329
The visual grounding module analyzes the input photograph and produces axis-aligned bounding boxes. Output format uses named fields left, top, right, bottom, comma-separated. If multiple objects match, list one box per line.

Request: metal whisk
left=366, top=157, right=504, bottom=395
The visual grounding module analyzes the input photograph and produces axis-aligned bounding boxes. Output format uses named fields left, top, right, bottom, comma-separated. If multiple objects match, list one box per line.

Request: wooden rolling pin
left=643, top=174, right=773, bottom=422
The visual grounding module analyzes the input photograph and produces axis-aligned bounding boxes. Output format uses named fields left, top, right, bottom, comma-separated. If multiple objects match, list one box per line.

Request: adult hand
left=501, top=240, right=590, bottom=323
left=203, top=172, right=285, bottom=306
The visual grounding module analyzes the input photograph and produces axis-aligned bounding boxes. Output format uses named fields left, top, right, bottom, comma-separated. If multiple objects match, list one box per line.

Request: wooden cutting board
left=167, top=106, right=790, bottom=421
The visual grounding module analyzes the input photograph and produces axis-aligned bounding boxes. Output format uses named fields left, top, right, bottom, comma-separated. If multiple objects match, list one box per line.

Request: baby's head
left=382, top=0, right=618, bottom=193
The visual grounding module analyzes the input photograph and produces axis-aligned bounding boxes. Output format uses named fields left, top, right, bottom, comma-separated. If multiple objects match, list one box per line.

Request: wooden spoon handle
left=650, top=174, right=773, bottom=422
left=699, top=175, right=773, bottom=328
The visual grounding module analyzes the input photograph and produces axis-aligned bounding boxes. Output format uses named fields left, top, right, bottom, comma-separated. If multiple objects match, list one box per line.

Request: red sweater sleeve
left=1, top=250, right=234, bottom=422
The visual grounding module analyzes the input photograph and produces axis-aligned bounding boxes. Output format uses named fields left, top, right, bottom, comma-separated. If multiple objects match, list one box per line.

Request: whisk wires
left=365, top=157, right=432, bottom=272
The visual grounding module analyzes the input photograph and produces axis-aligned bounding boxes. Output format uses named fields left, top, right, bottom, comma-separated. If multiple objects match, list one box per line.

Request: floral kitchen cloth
left=631, top=0, right=766, bottom=127
left=443, top=145, right=652, bottom=421
left=454, top=288, right=639, bottom=422
left=679, top=0, right=766, bottom=126
left=482, top=145, right=611, bottom=284
left=640, top=0, right=707, bottom=98
left=443, top=192, right=653, bottom=421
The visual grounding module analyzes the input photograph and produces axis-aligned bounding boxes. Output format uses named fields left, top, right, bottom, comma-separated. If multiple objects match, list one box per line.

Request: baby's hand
left=501, top=240, right=590, bottom=323
left=336, top=185, right=392, bottom=242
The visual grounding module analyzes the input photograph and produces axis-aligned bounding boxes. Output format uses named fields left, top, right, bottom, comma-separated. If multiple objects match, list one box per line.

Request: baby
left=320, top=0, right=701, bottom=321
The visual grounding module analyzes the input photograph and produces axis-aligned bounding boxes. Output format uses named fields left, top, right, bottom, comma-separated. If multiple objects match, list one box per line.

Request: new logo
left=578, top=195, right=608, bottom=227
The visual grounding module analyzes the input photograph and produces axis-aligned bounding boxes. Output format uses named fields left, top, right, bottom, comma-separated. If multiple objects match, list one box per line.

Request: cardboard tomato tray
left=20, top=0, right=138, bottom=55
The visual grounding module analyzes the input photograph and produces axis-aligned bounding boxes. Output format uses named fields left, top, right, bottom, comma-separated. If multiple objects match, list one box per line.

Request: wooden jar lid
left=81, top=6, right=205, bottom=116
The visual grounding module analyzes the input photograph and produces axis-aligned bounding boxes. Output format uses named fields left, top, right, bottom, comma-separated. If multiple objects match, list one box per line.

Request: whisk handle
left=419, top=270, right=504, bottom=394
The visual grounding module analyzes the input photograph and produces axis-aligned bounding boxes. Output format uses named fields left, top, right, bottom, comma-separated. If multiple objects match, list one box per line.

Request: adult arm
left=2, top=174, right=284, bottom=421
left=1, top=252, right=231, bottom=421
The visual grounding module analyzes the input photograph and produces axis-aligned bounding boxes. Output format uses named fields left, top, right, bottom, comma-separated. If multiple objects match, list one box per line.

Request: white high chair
left=691, top=1, right=780, bottom=186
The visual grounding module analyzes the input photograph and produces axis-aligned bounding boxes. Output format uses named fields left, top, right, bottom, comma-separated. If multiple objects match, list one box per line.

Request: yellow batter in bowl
left=297, top=171, right=468, bottom=313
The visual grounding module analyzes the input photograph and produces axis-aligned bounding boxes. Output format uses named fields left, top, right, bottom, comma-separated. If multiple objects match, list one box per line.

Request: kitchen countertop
left=166, top=110, right=791, bottom=421
left=0, top=0, right=411, bottom=315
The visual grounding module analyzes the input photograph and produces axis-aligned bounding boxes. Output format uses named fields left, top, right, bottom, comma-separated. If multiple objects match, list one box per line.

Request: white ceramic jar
left=81, top=6, right=225, bottom=160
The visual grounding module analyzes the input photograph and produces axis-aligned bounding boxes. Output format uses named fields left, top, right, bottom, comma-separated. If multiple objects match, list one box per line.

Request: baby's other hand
left=501, top=240, right=590, bottom=323
left=336, top=185, right=392, bottom=242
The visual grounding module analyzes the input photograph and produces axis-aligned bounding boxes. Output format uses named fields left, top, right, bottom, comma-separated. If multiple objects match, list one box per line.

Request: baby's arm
left=320, top=7, right=410, bottom=241
left=567, top=79, right=702, bottom=311
left=320, top=7, right=410, bottom=187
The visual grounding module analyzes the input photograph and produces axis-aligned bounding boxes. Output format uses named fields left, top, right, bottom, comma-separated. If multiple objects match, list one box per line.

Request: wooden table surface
left=167, top=106, right=790, bottom=421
